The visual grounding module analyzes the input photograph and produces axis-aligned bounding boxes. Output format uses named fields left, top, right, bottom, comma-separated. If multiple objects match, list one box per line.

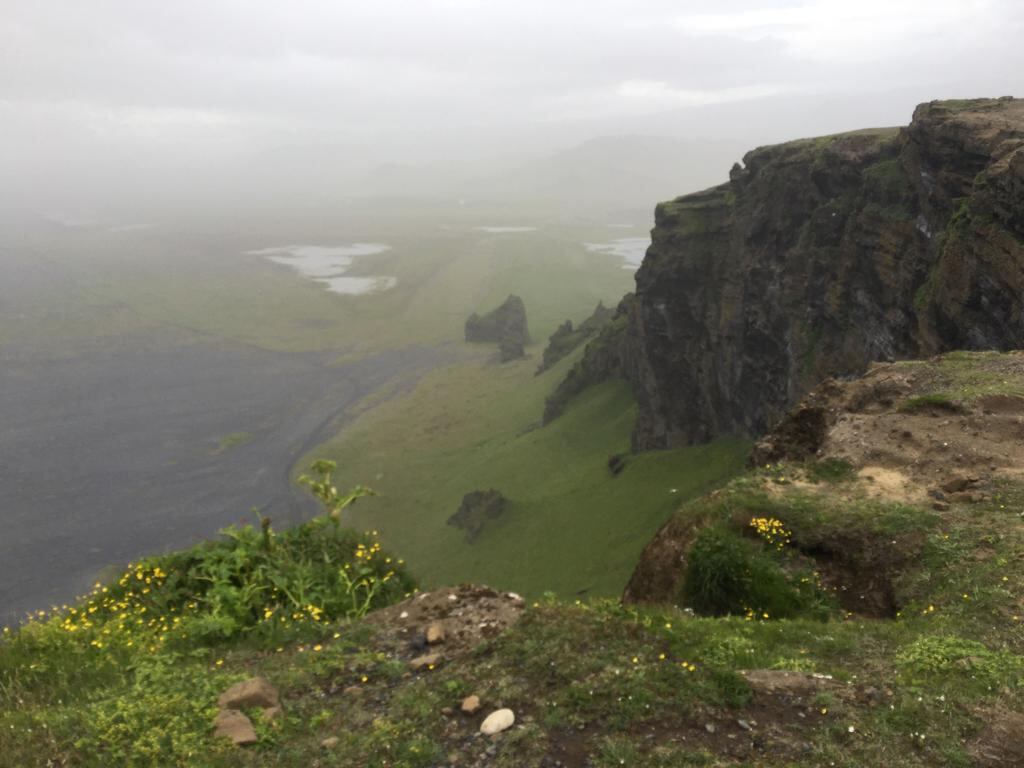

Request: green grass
left=804, top=457, right=857, bottom=484
left=897, top=351, right=1024, bottom=403
left=310, top=350, right=749, bottom=599
left=0, top=513, right=416, bottom=768
left=3, top=467, right=1023, bottom=767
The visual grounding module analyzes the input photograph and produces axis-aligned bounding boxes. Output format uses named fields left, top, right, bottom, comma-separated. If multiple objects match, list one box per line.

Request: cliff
left=555, top=98, right=1024, bottom=448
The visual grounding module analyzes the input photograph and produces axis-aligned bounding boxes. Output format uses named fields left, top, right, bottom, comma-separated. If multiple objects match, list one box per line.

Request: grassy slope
left=310, top=347, right=749, bottom=599
left=3, top=352, right=1023, bottom=767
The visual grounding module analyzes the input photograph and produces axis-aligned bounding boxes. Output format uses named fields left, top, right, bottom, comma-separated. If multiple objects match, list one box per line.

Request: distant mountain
left=351, top=135, right=749, bottom=215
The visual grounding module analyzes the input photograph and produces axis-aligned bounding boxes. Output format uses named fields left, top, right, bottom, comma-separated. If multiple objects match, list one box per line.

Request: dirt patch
left=977, top=393, right=1024, bottom=414
left=795, top=530, right=918, bottom=618
left=856, top=466, right=925, bottom=505
left=545, top=670, right=861, bottom=767
left=364, top=584, right=525, bottom=662
left=756, top=357, right=1024, bottom=505
left=750, top=404, right=831, bottom=465
left=968, top=710, right=1024, bottom=767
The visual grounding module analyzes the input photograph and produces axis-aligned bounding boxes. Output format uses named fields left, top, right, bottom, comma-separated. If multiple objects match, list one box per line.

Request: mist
left=3, top=0, right=1022, bottom=227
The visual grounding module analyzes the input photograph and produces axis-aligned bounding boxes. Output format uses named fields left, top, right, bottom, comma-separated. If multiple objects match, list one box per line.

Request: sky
left=2, top=0, right=1022, bottom=219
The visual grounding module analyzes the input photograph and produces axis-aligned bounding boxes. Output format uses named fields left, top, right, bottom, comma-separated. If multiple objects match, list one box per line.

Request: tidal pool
left=583, top=237, right=650, bottom=270
left=248, top=244, right=396, bottom=295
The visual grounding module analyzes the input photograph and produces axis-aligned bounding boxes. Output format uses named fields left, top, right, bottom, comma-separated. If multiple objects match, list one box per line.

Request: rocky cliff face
left=619, top=97, right=1024, bottom=449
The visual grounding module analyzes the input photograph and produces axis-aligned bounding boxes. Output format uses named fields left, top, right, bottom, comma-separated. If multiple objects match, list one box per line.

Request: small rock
left=461, top=695, right=482, bottom=714
left=321, top=736, right=340, bottom=749
left=480, top=708, right=515, bottom=735
left=933, top=500, right=950, bottom=511
left=941, top=476, right=972, bottom=493
left=342, top=685, right=364, bottom=697
left=218, top=677, right=280, bottom=710
left=426, top=621, right=446, bottom=644
left=705, top=723, right=717, bottom=734
left=862, top=686, right=885, bottom=707
left=213, top=709, right=258, bottom=746
left=441, top=706, right=455, bottom=716
left=737, top=719, right=752, bottom=731
left=409, top=653, right=441, bottom=672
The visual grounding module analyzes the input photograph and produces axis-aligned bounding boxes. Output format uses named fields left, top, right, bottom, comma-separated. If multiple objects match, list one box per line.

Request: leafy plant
left=681, top=525, right=830, bottom=620
left=298, top=459, right=375, bottom=524
left=896, top=635, right=1024, bottom=687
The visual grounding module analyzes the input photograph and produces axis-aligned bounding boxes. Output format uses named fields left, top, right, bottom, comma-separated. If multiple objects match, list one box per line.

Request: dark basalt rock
left=542, top=295, right=634, bottom=424
left=548, top=98, right=1024, bottom=449
left=536, top=302, right=615, bottom=374
left=447, top=489, right=507, bottom=543
left=465, top=295, right=529, bottom=362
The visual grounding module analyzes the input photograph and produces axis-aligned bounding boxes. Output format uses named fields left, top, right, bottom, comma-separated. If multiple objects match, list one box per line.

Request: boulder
left=447, top=489, right=507, bottom=543
left=218, top=677, right=280, bottom=710
left=213, top=709, right=258, bottom=746
left=480, top=708, right=515, bottom=735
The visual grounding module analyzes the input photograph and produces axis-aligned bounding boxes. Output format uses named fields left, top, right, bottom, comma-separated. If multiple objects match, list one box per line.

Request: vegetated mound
left=536, top=301, right=615, bottom=374
left=465, top=294, right=530, bottom=362
left=625, top=350, right=1024, bottom=613
left=447, top=489, right=507, bottom=543
left=546, top=97, right=1024, bottom=449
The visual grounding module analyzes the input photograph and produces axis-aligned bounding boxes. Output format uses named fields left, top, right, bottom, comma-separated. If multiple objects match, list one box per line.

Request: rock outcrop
left=465, top=295, right=529, bottom=362
left=536, top=301, right=615, bottom=374
left=550, top=98, right=1024, bottom=448
left=542, top=295, right=634, bottom=423
left=447, top=489, right=507, bottom=542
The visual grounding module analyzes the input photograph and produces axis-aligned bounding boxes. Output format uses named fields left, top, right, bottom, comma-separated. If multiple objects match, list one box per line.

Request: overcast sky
left=3, top=0, right=1022, bottom=218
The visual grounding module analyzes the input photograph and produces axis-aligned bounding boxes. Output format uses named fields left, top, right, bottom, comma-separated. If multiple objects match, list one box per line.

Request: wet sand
left=0, top=337, right=446, bottom=624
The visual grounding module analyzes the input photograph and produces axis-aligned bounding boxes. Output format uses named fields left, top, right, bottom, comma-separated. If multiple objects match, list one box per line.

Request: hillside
left=550, top=97, right=1024, bottom=449
left=4, top=352, right=1022, bottom=767
left=3, top=99, right=1024, bottom=767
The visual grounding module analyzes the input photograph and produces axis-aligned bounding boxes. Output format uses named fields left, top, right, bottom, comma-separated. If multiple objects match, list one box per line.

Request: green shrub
left=681, top=525, right=829, bottom=620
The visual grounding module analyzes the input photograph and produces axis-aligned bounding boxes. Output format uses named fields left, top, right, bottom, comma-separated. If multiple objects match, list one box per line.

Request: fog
left=2, top=0, right=1022, bottom=223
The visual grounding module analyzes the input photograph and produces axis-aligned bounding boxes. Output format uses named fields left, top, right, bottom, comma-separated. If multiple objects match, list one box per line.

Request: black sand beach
left=0, top=337, right=444, bottom=624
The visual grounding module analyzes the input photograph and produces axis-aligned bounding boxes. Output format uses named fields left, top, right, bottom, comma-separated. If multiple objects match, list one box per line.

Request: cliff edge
left=556, top=98, right=1024, bottom=449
